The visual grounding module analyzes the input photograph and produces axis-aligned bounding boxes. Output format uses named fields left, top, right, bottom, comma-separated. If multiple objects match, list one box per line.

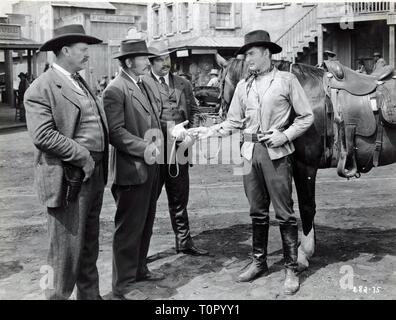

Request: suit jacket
left=146, top=72, right=200, bottom=128
left=102, top=70, right=161, bottom=186
left=24, top=66, right=109, bottom=208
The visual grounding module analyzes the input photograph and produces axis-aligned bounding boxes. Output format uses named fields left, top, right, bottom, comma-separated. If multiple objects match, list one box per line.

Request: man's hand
left=259, top=129, right=289, bottom=148
left=187, top=126, right=215, bottom=140
left=171, top=120, right=189, bottom=141
left=82, top=156, right=95, bottom=182
left=144, top=142, right=161, bottom=164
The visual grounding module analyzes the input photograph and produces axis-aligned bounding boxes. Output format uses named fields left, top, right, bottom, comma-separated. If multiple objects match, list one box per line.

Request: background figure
left=356, top=59, right=367, bottom=74
left=207, top=69, right=220, bottom=87
left=17, top=72, right=30, bottom=121
left=372, top=52, right=386, bottom=73
left=43, top=62, right=50, bottom=72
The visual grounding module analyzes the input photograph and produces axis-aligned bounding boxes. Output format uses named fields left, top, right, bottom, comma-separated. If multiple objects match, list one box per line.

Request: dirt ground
left=0, top=129, right=396, bottom=300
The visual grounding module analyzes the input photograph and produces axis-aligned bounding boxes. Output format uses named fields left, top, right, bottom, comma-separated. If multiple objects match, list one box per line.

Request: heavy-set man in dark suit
left=24, top=24, right=108, bottom=300
left=102, top=40, right=165, bottom=300
left=146, top=43, right=208, bottom=256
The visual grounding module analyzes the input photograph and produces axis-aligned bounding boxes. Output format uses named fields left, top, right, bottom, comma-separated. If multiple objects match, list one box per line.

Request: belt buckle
left=256, top=133, right=265, bottom=142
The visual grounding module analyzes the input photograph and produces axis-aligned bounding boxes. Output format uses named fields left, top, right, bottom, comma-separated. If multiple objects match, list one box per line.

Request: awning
left=168, top=36, right=244, bottom=51
left=0, top=37, right=41, bottom=50
left=51, top=1, right=116, bottom=10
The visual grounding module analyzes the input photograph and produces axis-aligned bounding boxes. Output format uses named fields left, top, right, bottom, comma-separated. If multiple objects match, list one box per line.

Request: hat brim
left=236, top=41, right=282, bottom=55
left=150, top=48, right=177, bottom=57
left=39, top=34, right=102, bottom=52
left=113, top=51, right=155, bottom=59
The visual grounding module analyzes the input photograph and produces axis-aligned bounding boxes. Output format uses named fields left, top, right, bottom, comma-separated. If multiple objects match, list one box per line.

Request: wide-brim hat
left=209, top=69, right=219, bottom=75
left=324, top=50, right=336, bottom=57
left=39, top=24, right=102, bottom=52
left=113, top=40, right=154, bottom=59
left=373, top=52, right=381, bottom=57
left=18, top=72, right=26, bottom=78
left=236, top=30, right=282, bottom=55
left=147, top=42, right=176, bottom=57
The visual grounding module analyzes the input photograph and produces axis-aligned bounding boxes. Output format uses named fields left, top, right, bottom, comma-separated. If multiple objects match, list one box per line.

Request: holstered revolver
left=63, top=163, right=84, bottom=206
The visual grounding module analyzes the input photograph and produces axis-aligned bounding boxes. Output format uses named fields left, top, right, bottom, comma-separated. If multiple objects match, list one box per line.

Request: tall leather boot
left=280, top=224, right=300, bottom=295
left=237, top=220, right=269, bottom=282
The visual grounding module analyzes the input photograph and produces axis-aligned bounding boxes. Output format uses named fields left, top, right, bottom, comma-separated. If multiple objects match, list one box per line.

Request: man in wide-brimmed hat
left=145, top=41, right=208, bottom=257
left=24, top=24, right=109, bottom=300
left=372, top=51, right=386, bottom=74
left=190, top=29, right=314, bottom=295
left=102, top=39, right=165, bottom=300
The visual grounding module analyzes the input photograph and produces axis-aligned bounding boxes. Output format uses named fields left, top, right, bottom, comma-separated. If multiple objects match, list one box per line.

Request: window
left=153, top=7, right=160, bottom=37
left=256, top=2, right=289, bottom=10
left=180, top=2, right=189, bottom=31
left=216, top=3, right=232, bottom=28
left=166, top=4, right=174, bottom=34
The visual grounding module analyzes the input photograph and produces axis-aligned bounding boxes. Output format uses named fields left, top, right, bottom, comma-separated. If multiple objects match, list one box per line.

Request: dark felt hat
left=236, top=30, right=282, bottom=55
left=113, top=40, right=154, bottom=59
left=39, top=24, right=102, bottom=52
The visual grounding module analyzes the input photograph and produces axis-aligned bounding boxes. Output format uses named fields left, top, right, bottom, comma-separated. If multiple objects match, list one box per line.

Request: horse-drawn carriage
left=193, top=85, right=222, bottom=126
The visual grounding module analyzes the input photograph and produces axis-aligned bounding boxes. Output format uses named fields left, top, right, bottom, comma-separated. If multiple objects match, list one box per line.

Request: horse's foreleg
left=292, top=157, right=318, bottom=270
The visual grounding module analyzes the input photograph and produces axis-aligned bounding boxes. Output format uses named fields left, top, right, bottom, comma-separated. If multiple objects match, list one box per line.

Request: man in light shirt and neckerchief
left=190, top=30, right=314, bottom=295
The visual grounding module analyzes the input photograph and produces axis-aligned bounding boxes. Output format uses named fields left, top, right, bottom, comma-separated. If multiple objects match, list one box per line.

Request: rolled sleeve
left=283, top=76, right=314, bottom=142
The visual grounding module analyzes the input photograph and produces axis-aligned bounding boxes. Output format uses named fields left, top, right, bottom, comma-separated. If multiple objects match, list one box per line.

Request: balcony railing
left=273, top=5, right=317, bottom=61
left=346, top=2, right=393, bottom=14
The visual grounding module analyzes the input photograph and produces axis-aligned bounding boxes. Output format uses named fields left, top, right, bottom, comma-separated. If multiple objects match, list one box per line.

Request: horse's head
left=218, top=55, right=248, bottom=115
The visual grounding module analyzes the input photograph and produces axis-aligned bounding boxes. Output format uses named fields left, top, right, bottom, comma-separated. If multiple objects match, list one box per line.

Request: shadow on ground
left=102, top=220, right=396, bottom=299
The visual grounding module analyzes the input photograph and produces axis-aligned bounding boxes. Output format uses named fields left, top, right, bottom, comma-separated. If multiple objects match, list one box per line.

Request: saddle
left=323, top=60, right=396, bottom=179
left=324, top=60, right=394, bottom=96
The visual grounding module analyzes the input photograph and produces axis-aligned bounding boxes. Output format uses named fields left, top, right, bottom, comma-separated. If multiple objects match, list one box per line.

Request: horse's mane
left=225, top=57, right=247, bottom=85
left=291, top=63, right=325, bottom=84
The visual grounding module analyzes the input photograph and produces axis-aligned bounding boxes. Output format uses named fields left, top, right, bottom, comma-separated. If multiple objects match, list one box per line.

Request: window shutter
left=209, top=3, right=217, bottom=28
left=234, top=3, right=242, bottom=28
left=188, top=3, right=193, bottom=30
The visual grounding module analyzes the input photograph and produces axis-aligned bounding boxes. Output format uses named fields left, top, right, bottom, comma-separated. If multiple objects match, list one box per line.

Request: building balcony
left=317, top=2, right=396, bottom=24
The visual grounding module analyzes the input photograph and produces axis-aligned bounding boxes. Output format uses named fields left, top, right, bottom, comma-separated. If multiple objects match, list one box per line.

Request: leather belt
left=90, top=151, right=104, bottom=163
left=242, top=132, right=265, bottom=143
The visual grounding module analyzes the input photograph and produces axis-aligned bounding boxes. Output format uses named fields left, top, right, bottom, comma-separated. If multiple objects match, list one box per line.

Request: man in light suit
left=146, top=43, right=208, bottom=256
left=103, top=40, right=165, bottom=300
left=24, top=24, right=108, bottom=300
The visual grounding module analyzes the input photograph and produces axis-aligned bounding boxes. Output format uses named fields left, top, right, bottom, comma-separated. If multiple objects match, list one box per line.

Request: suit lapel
left=141, top=79, right=161, bottom=126
left=121, top=72, right=151, bottom=114
left=50, top=69, right=82, bottom=110
left=171, top=74, right=184, bottom=107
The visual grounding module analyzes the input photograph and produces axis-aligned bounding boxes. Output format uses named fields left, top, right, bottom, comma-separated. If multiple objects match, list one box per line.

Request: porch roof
left=0, top=37, right=41, bottom=50
left=168, top=36, right=244, bottom=50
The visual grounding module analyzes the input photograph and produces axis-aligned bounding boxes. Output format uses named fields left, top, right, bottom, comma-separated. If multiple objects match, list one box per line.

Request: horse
left=216, top=55, right=396, bottom=270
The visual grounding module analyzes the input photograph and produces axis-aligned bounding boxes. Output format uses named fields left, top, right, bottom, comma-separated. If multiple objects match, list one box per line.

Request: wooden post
left=27, top=50, right=32, bottom=78
left=317, top=23, right=323, bottom=66
left=390, top=24, right=395, bottom=68
left=32, top=50, right=37, bottom=79
left=5, top=49, right=14, bottom=106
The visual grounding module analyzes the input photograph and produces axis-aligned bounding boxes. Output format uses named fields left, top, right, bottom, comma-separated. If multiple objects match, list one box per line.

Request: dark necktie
left=71, top=73, right=90, bottom=97
left=159, top=76, right=169, bottom=93
left=137, top=79, right=150, bottom=102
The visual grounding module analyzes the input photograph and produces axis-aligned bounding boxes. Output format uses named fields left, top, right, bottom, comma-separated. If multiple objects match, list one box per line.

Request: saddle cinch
left=323, top=60, right=396, bottom=178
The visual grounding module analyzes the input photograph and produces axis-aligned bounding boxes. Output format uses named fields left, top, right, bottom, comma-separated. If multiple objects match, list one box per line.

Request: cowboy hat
left=209, top=69, right=219, bottom=76
left=113, top=39, right=154, bottom=59
left=236, top=30, right=282, bottom=55
left=18, top=72, right=27, bottom=78
left=39, top=24, right=102, bottom=52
